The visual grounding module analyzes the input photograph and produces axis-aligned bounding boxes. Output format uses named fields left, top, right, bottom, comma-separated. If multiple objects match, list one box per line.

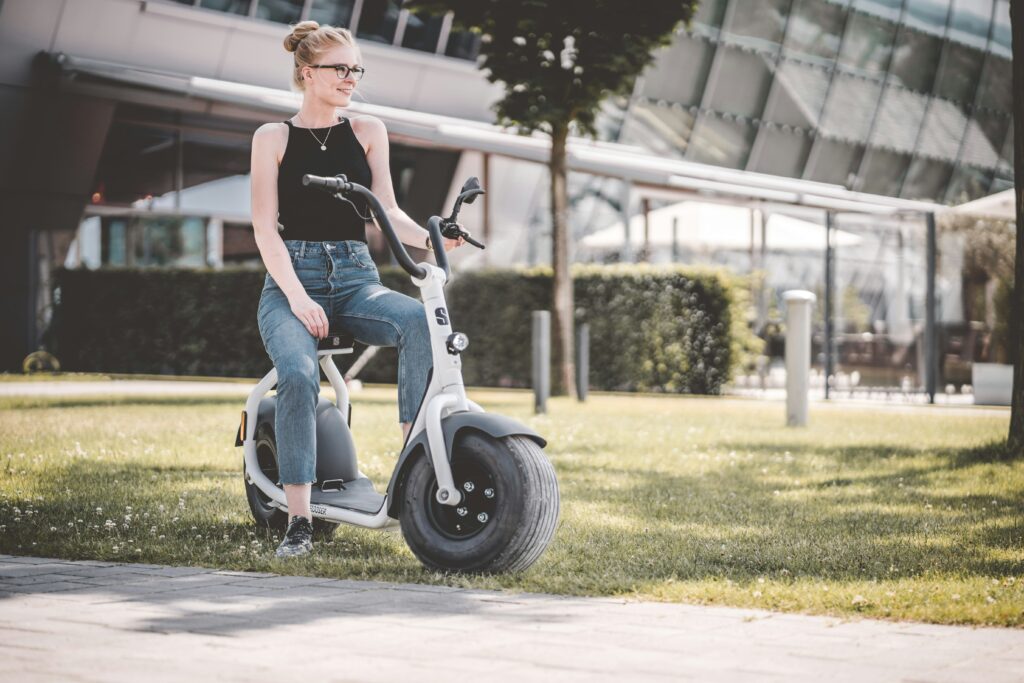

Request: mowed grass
left=1, top=385, right=1021, bottom=626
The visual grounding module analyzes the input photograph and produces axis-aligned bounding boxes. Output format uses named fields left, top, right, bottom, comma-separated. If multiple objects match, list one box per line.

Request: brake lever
left=440, top=220, right=485, bottom=250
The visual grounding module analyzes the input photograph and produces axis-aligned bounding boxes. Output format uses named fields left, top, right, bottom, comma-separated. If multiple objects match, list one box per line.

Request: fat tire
left=399, top=432, right=559, bottom=573
left=243, top=423, right=340, bottom=537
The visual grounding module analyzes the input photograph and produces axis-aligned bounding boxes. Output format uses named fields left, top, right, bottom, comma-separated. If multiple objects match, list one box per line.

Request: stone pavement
left=1, top=555, right=1021, bottom=682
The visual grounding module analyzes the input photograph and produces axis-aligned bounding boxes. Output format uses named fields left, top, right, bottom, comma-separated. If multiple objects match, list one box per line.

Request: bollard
left=783, top=290, right=816, bottom=427
left=532, top=311, right=550, bottom=414
left=576, top=323, right=589, bottom=402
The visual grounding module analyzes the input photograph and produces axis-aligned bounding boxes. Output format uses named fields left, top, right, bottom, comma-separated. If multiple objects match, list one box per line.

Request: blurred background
left=0, top=0, right=1016, bottom=404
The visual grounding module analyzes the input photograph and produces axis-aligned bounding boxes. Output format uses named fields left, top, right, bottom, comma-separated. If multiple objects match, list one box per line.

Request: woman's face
left=301, top=44, right=362, bottom=108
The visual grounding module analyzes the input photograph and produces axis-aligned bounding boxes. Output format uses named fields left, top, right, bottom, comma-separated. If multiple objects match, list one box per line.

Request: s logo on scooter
left=435, top=307, right=449, bottom=325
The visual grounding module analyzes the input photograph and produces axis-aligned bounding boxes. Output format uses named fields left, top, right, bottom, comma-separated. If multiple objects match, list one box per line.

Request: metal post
left=926, top=212, right=937, bottom=404
left=620, top=182, right=633, bottom=262
left=532, top=311, right=550, bottom=414
left=576, top=323, right=589, bottom=402
left=641, top=196, right=651, bottom=262
left=671, top=215, right=679, bottom=262
left=784, top=290, right=816, bottom=427
left=824, top=212, right=835, bottom=400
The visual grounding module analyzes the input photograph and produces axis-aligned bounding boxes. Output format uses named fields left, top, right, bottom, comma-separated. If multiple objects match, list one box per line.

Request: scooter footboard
left=385, top=412, right=547, bottom=518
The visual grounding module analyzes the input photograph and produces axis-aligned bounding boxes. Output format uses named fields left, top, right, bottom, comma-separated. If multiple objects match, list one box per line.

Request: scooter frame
left=241, top=237, right=485, bottom=530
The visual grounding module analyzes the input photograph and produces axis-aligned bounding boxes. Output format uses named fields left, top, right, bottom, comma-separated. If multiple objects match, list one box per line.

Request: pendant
left=320, top=145, right=327, bottom=151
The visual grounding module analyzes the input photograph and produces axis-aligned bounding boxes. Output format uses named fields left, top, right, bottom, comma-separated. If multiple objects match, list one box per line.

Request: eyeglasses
left=309, top=64, right=366, bottom=82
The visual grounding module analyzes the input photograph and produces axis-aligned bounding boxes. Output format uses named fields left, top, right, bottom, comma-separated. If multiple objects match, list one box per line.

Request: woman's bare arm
left=250, top=123, right=328, bottom=338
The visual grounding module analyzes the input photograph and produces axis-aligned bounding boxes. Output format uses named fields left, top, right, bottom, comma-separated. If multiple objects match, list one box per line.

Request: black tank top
left=276, top=117, right=373, bottom=242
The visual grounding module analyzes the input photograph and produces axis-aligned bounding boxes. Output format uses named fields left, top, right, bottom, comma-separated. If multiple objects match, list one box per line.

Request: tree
left=407, top=0, right=696, bottom=396
left=1011, top=2, right=1024, bottom=451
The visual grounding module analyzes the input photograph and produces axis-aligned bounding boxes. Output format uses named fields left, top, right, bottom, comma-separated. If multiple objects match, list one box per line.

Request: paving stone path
left=1, top=555, right=1022, bottom=682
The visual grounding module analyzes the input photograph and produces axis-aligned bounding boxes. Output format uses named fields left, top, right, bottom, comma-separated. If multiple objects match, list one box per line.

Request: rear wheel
left=243, top=423, right=340, bottom=537
left=399, top=432, right=559, bottom=573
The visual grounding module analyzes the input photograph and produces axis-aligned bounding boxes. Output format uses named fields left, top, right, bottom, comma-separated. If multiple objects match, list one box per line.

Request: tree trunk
left=1009, top=1, right=1024, bottom=451
left=550, top=123, right=577, bottom=399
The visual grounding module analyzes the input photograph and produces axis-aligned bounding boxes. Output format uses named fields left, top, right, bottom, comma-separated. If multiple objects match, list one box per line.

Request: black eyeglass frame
left=309, top=64, right=367, bottom=81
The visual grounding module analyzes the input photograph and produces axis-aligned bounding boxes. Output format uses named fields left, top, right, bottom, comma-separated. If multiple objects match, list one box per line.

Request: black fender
left=385, top=411, right=547, bottom=518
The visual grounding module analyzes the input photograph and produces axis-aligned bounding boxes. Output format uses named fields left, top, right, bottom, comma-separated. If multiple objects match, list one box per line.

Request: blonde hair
left=284, top=21, right=359, bottom=91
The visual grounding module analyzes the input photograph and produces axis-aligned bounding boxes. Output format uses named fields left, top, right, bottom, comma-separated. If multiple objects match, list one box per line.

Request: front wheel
left=399, top=432, right=559, bottom=573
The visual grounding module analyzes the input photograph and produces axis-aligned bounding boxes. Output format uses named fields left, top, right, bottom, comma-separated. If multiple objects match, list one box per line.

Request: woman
left=250, top=21, right=464, bottom=558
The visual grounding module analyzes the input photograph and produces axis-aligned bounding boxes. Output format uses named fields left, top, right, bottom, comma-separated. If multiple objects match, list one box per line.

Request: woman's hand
left=288, top=293, right=329, bottom=339
left=443, top=235, right=466, bottom=252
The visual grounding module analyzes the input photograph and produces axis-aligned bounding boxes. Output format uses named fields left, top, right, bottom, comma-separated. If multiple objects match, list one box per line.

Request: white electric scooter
left=235, top=175, right=559, bottom=573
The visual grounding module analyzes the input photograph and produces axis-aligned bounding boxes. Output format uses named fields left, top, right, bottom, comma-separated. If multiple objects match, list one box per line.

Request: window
left=749, top=128, right=812, bottom=177
left=640, top=36, right=715, bottom=108
left=763, top=60, right=831, bottom=128
left=948, top=0, right=994, bottom=50
left=888, top=27, right=942, bottom=92
left=704, top=46, right=774, bottom=119
left=687, top=117, right=756, bottom=169
left=623, top=101, right=696, bottom=159
left=870, top=88, right=928, bottom=153
left=918, top=100, right=969, bottom=161
left=976, top=55, right=1012, bottom=113
left=254, top=0, right=303, bottom=24
left=934, top=42, right=985, bottom=103
left=401, top=10, right=445, bottom=52
left=445, top=29, right=481, bottom=60
left=904, top=0, right=952, bottom=38
left=199, top=0, right=250, bottom=14
left=858, top=149, right=911, bottom=195
left=308, top=0, right=356, bottom=27
left=819, top=75, right=883, bottom=142
left=356, top=0, right=402, bottom=44
left=784, top=0, right=848, bottom=65
left=837, top=10, right=895, bottom=76
left=901, top=158, right=954, bottom=200
left=961, top=112, right=1007, bottom=168
left=805, top=139, right=864, bottom=186
left=946, top=164, right=993, bottom=202
left=723, top=0, right=789, bottom=50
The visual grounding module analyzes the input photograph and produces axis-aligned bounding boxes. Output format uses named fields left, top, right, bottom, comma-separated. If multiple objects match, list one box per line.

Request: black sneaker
left=275, top=515, right=314, bottom=558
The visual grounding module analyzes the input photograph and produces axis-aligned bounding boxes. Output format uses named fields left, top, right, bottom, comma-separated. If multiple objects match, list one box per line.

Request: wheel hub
left=427, top=460, right=497, bottom=539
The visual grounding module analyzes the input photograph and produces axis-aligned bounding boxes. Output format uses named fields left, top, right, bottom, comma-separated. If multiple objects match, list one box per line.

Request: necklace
left=295, top=113, right=341, bottom=151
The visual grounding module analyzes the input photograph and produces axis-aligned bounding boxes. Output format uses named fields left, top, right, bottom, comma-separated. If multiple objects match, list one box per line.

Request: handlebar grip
left=302, top=174, right=350, bottom=193
left=464, top=234, right=485, bottom=249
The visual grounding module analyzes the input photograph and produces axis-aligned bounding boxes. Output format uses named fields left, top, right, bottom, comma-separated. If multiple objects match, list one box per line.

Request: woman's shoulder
left=252, top=121, right=289, bottom=162
left=348, top=114, right=386, bottom=136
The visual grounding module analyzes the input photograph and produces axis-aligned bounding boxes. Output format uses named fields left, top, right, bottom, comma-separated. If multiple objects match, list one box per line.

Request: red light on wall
left=91, top=192, right=102, bottom=203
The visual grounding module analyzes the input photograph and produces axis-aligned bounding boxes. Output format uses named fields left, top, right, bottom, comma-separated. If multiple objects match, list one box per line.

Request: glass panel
left=870, top=88, right=928, bottom=152
left=976, top=55, right=1012, bottom=113
left=763, top=60, right=831, bottom=128
left=749, top=129, right=812, bottom=177
left=199, top=0, right=250, bottom=14
left=948, top=0, right=994, bottom=49
left=819, top=75, right=883, bottom=142
left=704, top=47, right=773, bottom=119
left=805, top=139, right=864, bottom=185
left=784, top=0, right=848, bottom=65
left=917, top=100, right=968, bottom=161
left=693, top=0, right=729, bottom=34
left=837, top=10, right=895, bottom=75
left=946, top=164, right=993, bottom=202
left=904, top=0, right=952, bottom=37
left=102, top=219, right=128, bottom=266
left=639, top=36, right=715, bottom=107
left=997, top=126, right=1012, bottom=175
left=888, top=27, right=942, bottom=92
left=445, top=28, right=481, bottom=60
left=402, top=10, right=444, bottom=52
left=722, top=0, right=788, bottom=50
left=901, top=158, right=954, bottom=199
left=990, top=0, right=1011, bottom=57
left=622, top=101, right=696, bottom=159
left=858, top=149, right=911, bottom=195
left=309, top=0, right=356, bottom=27
left=934, top=42, right=985, bottom=103
left=686, top=117, right=756, bottom=168
left=960, top=112, right=1006, bottom=168
left=853, top=0, right=902, bottom=21
left=356, top=0, right=401, bottom=44
left=254, top=0, right=303, bottom=23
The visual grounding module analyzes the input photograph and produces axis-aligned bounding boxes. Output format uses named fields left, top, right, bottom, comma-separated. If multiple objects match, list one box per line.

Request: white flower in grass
left=49, top=526, right=56, bottom=532
left=512, top=36, right=526, bottom=46
left=851, top=595, right=868, bottom=606
left=158, top=535, right=165, bottom=540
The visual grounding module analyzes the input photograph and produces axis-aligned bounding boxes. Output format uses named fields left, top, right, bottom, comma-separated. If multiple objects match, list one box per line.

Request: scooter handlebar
left=302, top=174, right=429, bottom=280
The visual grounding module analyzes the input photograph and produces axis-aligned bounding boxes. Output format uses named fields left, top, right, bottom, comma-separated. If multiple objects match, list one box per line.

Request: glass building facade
left=615, top=0, right=1013, bottom=204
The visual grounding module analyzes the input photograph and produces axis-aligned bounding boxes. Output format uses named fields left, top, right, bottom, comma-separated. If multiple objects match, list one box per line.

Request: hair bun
left=284, top=20, right=321, bottom=53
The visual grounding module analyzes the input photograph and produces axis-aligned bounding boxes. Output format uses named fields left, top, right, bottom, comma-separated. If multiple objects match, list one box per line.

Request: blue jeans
left=257, top=240, right=432, bottom=485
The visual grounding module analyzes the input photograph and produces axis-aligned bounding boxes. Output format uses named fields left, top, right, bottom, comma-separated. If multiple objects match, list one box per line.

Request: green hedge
left=51, top=264, right=752, bottom=394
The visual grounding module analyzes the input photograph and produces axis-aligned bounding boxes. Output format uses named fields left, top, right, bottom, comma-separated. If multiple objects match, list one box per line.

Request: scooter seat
left=317, top=331, right=355, bottom=355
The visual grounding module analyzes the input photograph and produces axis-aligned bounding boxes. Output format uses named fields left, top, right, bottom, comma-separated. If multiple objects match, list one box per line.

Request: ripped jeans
left=256, top=240, right=432, bottom=485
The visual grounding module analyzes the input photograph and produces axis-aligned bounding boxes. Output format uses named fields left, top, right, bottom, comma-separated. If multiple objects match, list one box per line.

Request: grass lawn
left=1, top=385, right=1021, bottom=626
